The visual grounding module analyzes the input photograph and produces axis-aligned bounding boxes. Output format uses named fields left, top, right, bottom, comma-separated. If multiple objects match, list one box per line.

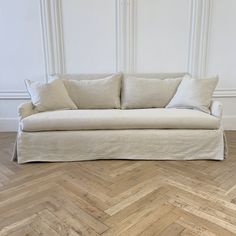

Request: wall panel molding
left=1, top=0, right=236, bottom=131
left=126, top=0, right=136, bottom=73
left=0, top=92, right=29, bottom=100
left=40, top=0, right=65, bottom=75
left=187, top=0, right=236, bottom=97
left=187, top=0, right=211, bottom=77
left=187, top=0, right=201, bottom=77
left=116, top=0, right=125, bottom=72
left=115, top=0, right=136, bottom=73
left=213, top=89, right=236, bottom=98
left=1, top=0, right=236, bottom=100
left=198, top=0, right=212, bottom=78
left=0, top=0, right=64, bottom=100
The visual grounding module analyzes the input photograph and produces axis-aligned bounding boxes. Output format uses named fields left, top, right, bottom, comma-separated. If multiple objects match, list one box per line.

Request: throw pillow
left=121, top=77, right=182, bottom=109
left=25, top=78, right=77, bottom=112
left=166, top=76, right=218, bottom=113
left=63, top=74, right=121, bottom=109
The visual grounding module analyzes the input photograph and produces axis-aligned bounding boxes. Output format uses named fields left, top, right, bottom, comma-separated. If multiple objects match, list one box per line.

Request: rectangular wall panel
left=207, top=0, right=236, bottom=89
left=135, top=0, right=190, bottom=73
left=0, top=0, right=46, bottom=91
left=61, top=0, right=117, bottom=73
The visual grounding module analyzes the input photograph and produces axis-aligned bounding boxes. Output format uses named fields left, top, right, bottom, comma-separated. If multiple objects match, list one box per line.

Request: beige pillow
left=166, top=76, right=219, bottom=113
left=63, top=74, right=121, bottom=109
left=121, top=77, right=182, bottom=109
left=25, top=79, right=77, bottom=112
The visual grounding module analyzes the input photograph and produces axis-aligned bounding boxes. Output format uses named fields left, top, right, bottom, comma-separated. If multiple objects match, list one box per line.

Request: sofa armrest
left=210, top=100, right=223, bottom=119
left=18, top=102, right=37, bottom=120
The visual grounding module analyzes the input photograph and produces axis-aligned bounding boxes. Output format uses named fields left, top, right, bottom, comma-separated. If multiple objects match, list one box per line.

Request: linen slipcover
left=13, top=73, right=226, bottom=163
left=20, top=108, right=220, bottom=132
left=16, top=129, right=225, bottom=164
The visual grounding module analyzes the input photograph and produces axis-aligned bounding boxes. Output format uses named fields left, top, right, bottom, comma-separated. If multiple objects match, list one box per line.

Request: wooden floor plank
left=0, top=132, right=236, bottom=235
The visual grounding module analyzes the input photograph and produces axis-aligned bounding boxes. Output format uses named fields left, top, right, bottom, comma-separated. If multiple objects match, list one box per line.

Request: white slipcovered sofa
left=13, top=73, right=227, bottom=164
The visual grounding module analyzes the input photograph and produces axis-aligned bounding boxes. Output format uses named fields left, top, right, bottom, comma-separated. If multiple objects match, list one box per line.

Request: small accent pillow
left=25, top=79, right=77, bottom=112
left=166, top=76, right=219, bottom=113
left=63, top=74, right=121, bottom=109
left=121, top=77, right=182, bottom=109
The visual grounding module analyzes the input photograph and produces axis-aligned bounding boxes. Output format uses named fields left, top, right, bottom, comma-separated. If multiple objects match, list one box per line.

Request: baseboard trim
left=0, top=116, right=236, bottom=132
left=222, top=116, right=236, bottom=130
left=0, top=118, right=18, bottom=132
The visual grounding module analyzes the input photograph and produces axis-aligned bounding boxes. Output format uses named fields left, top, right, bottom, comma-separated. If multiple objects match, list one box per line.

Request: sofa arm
left=18, top=102, right=37, bottom=120
left=210, top=100, right=223, bottom=119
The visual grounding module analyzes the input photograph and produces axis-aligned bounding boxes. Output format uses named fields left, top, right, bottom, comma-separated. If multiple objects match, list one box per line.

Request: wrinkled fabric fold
left=16, top=129, right=225, bottom=164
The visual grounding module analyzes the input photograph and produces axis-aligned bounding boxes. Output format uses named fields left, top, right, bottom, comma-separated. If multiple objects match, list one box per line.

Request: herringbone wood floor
left=0, top=132, right=236, bottom=236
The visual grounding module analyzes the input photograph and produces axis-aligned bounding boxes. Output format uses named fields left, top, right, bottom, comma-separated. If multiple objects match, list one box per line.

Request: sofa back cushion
left=57, top=73, right=122, bottom=109
left=25, top=79, right=77, bottom=112
left=53, top=73, right=115, bottom=81
left=121, top=74, right=186, bottom=109
left=166, top=75, right=219, bottom=113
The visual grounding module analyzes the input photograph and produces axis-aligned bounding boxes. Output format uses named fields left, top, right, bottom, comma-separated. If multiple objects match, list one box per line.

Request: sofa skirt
left=14, top=129, right=226, bottom=164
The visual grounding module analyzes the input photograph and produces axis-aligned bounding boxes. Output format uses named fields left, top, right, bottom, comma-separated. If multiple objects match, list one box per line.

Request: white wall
left=0, top=0, right=236, bottom=131
left=135, top=0, right=190, bottom=72
left=61, top=0, right=117, bottom=73
left=0, top=0, right=46, bottom=131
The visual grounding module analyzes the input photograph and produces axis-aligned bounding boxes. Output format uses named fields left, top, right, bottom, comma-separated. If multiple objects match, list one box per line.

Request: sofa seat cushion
left=21, top=109, right=220, bottom=132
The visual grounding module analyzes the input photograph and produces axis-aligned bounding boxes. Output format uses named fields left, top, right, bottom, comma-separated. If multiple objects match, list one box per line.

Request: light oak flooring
left=0, top=132, right=236, bottom=236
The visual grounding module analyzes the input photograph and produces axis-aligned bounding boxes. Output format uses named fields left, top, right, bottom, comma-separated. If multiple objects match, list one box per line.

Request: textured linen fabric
left=15, top=70, right=225, bottom=164
left=62, top=74, right=121, bottom=109
left=53, top=73, right=117, bottom=81
left=210, top=100, right=223, bottom=119
left=166, top=76, right=219, bottom=113
left=25, top=79, right=77, bottom=112
left=122, top=77, right=182, bottom=108
left=17, top=102, right=37, bottom=120
left=20, top=108, right=220, bottom=131
left=16, top=129, right=225, bottom=164
left=52, top=72, right=188, bottom=81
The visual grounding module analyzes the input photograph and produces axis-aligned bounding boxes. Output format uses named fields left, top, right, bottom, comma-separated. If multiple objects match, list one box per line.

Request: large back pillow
left=166, top=76, right=218, bottom=113
left=60, top=73, right=122, bottom=109
left=121, top=76, right=182, bottom=109
left=25, top=79, right=77, bottom=112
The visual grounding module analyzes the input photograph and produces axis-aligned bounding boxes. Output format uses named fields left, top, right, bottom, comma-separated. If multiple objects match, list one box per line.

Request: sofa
left=13, top=73, right=227, bottom=164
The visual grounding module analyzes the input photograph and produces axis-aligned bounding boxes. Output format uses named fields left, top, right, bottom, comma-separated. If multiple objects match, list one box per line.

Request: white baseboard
left=0, top=116, right=236, bottom=132
left=222, top=116, right=236, bottom=130
left=0, top=118, right=18, bottom=132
